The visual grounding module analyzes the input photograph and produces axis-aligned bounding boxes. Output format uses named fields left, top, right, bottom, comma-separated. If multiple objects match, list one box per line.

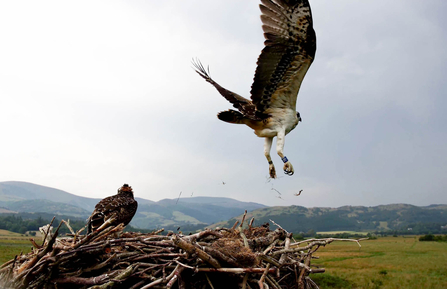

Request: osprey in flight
left=87, top=184, right=138, bottom=234
left=193, top=0, right=316, bottom=178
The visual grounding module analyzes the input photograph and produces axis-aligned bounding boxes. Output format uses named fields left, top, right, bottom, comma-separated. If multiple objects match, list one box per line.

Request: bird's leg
left=276, top=131, right=294, bottom=176
left=264, top=137, right=276, bottom=178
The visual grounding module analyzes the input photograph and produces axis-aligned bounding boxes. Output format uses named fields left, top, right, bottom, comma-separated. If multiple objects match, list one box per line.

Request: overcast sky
left=1, top=0, right=446, bottom=208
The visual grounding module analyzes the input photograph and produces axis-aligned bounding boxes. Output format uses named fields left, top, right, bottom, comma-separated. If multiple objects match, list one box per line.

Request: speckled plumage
left=87, top=184, right=138, bottom=234
left=193, top=0, right=316, bottom=178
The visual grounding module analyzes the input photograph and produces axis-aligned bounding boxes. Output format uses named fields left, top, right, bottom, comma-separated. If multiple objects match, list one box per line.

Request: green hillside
left=213, top=204, right=447, bottom=234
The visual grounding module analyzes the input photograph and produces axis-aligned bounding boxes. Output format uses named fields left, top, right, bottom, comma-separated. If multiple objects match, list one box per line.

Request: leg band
left=282, top=156, right=288, bottom=163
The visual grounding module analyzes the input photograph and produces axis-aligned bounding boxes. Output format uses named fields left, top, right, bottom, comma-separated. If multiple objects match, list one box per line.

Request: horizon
left=1, top=180, right=445, bottom=209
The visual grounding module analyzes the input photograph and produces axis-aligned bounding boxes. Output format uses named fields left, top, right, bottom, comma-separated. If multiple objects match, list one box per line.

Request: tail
left=217, top=109, right=246, bottom=124
left=87, top=212, right=104, bottom=234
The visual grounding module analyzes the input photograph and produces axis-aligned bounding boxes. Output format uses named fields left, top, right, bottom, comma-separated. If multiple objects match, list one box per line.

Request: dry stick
left=16, top=220, right=62, bottom=280
left=204, top=273, right=215, bottom=289
left=262, top=239, right=279, bottom=255
left=152, top=228, right=165, bottom=235
left=19, top=220, right=64, bottom=288
left=231, top=220, right=240, bottom=230
left=258, top=254, right=281, bottom=267
left=52, top=273, right=112, bottom=286
left=274, top=238, right=367, bottom=256
left=172, top=235, right=221, bottom=268
left=258, top=264, right=271, bottom=289
left=203, top=247, right=239, bottom=267
left=249, top=217, right=255, bottom=229
left=266, top=275, right=281, bottom=289
left=140, top=264, right=179, bottom=289
left=297, top=255, right=311, bottom=289
left=290, top=237, right=368, bottom=248
left=41, top=217, right=56, bottom=247
left=279, top=233, right=293, bottom=265
left=198, top=268, right=277, bottom=274
left=62, top=220, right=75, bottom=235
left=242, top=273, right=249, bottom=289
left=29, top=238, right=42, bottom=249
left=83, top=253, right=117, bottom=273
left=87, top=265, right=134, bottom=289
left=305, top=276, right=319, bottom=288
left=182, top=229, right=223, bottom=242
left=238, top=210, right=249, bottom=248
left=166, top=266, right=184, bottom=289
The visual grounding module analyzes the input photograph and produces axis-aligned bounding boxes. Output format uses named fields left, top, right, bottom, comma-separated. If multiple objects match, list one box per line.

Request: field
left=0, top=229, right=34, bottom=265
left=1, top=231, right=446, bottom=288
left=311, top=236, right=447, bottom=288
left=317, top=231, right=369, bottom=235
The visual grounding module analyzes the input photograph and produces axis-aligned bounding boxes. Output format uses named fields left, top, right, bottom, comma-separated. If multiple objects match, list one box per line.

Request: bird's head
left=118, top=184, right=134, bottom=197
left=297, top=112, right=302, bottom=122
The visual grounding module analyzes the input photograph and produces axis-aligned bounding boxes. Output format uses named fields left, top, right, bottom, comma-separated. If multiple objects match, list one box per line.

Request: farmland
left=312, top=236, right=447, bottom=288
left=0, top=229, right=34, bottom=265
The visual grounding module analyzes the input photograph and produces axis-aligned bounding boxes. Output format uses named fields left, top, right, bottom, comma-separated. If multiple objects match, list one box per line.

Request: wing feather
left=192, top=59, right=260, bottom=120
left=251, top=0, right=316, bottom=116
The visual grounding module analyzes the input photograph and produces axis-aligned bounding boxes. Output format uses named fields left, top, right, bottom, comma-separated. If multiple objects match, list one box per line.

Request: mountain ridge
left=0, top=181, right=266, bottom=229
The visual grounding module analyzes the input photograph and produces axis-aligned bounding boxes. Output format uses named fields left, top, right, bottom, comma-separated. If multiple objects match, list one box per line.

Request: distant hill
left=211, top=204, right=447, bottom=234
left=2, top=181, right=446, bottom=234
left=0, top=181, right=102, bottom=212
left=0, top=181, right=266, bottom=230
left=132, top=197, right=266, bottom=230
left=3, top=199, right=90, bottom=218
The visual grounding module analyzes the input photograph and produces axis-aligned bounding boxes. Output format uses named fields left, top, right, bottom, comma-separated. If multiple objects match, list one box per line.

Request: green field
left=311, top=236, right=447, bottom=288
left=1, top=231, right=447, bottom=288
left=317, top=231, right=369, bottom=235
left=0, top=229, right=34, bottom=265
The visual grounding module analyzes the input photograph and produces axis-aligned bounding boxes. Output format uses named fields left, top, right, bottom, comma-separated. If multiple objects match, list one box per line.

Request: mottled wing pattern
left=192, top=59, right=261, bottom=120
left=87, top=185, right=138, bottom=234
left=250, top=0, right=316, bottom=118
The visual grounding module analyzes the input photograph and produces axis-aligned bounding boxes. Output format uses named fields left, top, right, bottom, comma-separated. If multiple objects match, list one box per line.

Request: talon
left=269, top=163, right=277, bottom=179
left=283, top=161, right=294, bottom=177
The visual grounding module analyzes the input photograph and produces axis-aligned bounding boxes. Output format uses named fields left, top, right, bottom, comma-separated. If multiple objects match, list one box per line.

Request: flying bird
left=193, top=0, right=316, bottom=178
left=87, top=184, right=138, bottom=234
left=294, top=189, right=303, bottom=196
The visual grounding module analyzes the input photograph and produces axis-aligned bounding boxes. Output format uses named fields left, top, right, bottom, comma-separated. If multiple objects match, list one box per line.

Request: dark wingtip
left=191, top=58, right=211, bottom=80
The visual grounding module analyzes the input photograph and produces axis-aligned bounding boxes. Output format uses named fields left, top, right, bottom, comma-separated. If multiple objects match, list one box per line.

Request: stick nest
left=0, top=214, right=364, bottom=289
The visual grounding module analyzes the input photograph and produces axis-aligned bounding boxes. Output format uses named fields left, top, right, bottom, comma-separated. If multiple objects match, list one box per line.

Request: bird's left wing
left=250, top=0, right=316, bottom=117
left=192, top=59, right=259, bottom=120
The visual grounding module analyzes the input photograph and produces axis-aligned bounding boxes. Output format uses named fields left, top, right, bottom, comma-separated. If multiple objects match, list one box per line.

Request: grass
left=0, top=230, right=34, bottom=265
left=317, top=231, right=369, bottom=235
left=312, top=236, right=447, bottom=288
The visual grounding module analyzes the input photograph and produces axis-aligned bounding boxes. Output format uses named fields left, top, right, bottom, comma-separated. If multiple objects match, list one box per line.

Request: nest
left=0, top=214, right=361, bottom=289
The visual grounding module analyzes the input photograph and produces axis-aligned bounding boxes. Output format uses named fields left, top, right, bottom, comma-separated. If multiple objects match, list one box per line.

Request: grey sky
left=1, top=0, right=446, bottom=207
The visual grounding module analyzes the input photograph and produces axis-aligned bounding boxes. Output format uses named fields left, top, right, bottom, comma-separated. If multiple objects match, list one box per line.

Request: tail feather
left=217, top=110, right=246, bottom=124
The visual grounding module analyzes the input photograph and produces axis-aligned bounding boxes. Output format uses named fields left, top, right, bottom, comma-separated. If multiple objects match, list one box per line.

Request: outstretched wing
left=192, top=59, right=260, bottom=120
left=250, top=0, right=316, bottom=118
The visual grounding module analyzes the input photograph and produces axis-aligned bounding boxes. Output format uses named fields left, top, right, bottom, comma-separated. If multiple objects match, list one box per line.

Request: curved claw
left=283, top=162, right=294, bottom=176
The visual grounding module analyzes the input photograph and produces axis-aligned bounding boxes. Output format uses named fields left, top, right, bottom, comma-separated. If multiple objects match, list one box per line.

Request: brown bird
left=193, top=0, right=316, bottom=178
left=87, top=184, right=138, bottom=234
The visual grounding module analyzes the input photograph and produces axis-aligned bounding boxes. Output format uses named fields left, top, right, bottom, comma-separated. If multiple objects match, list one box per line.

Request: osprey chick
left=193, top=0, right=316, bottom=178
left=87, top=184, right=138, bottom=234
